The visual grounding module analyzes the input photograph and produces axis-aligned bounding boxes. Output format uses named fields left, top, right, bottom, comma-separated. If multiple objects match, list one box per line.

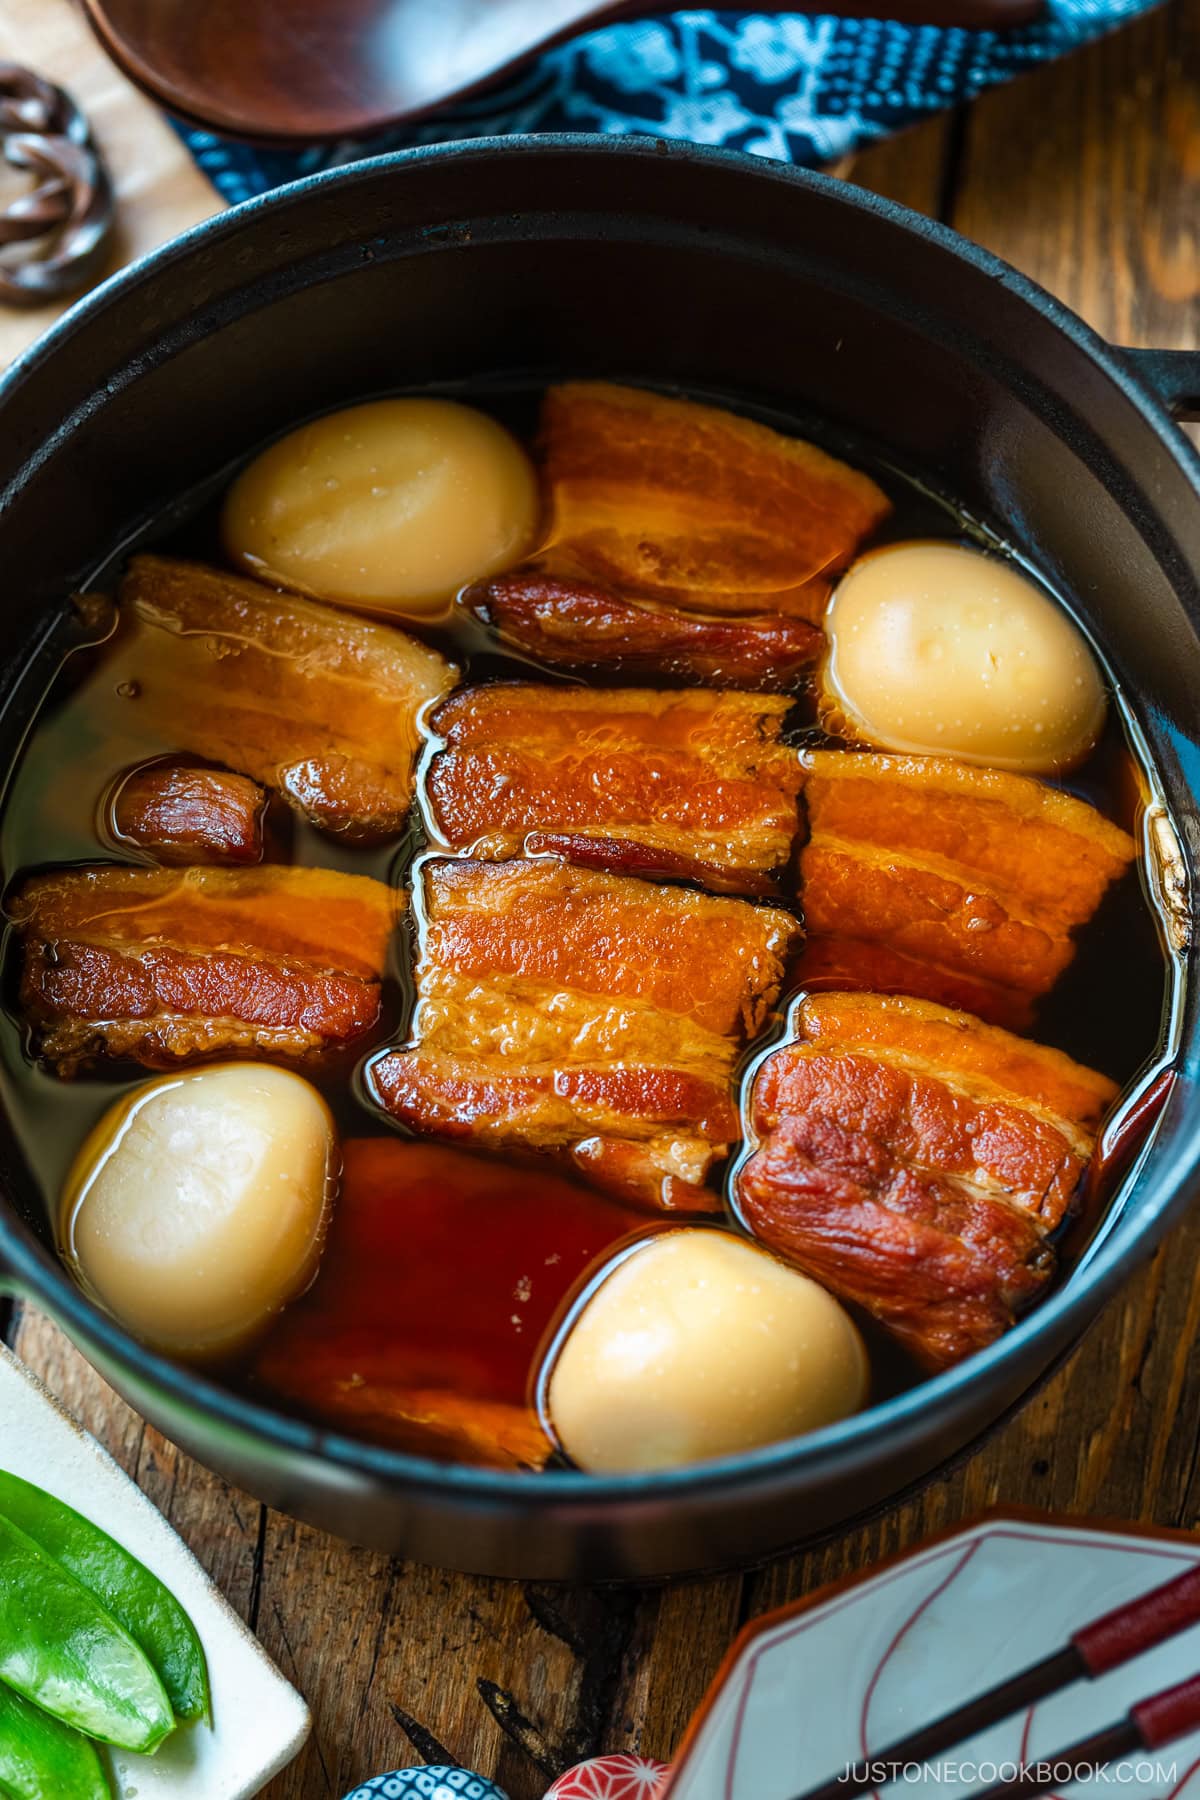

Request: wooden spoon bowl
left=80, top=0, right=1044, bottom=147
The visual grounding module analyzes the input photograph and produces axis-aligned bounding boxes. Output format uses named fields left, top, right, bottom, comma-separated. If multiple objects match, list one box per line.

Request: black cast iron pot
left=1, top=138, right=1198, bottom=1581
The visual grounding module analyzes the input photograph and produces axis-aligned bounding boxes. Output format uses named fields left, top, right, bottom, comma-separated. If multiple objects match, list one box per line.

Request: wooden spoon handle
left=80, top=0, right=1045, bottom=150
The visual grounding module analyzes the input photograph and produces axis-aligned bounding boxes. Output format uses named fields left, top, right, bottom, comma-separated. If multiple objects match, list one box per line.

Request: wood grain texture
left=837, top=112, right=957, bottom=216
left=0, top=0, right=221, bottom=365
left=5, top=4, right=1199, bottom=1797
left=955, top=0, right=1200, bottom=348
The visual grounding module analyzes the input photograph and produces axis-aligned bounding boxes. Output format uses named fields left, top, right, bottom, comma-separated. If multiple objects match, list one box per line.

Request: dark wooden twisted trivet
left=0, top=62, right=115, bottom=308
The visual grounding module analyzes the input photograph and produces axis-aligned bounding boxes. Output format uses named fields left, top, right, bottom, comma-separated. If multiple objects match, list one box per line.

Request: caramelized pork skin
left=737, top=991, right=1117, bottom=1370
left=118, top=555, right=456, bottom=840
left=252, top=1137, right=648, bottom=1468
left=426, top=684, right=803, bottom=895
left=370, top=856, right=798, bottom=1209
left=795, top=752, right=1137, bottom=1025
left=14, top=864, right=398, bottom=1073
left=468, top=570, right=825, bottom=688
left=108, top=759, right=266, bottom=865
left=539, top=382, right=891, bottom=611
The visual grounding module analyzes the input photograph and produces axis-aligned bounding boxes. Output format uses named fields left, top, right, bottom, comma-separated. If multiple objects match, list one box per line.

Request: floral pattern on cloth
left=180, top=2, right=1159, bottom=204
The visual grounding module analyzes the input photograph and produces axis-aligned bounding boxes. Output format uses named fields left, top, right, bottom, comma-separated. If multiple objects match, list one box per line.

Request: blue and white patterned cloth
left=181, top=2, right=1159, bottom=205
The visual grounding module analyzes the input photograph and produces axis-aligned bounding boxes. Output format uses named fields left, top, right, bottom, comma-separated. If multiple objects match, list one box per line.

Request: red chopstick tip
left=1134, top=1673, right=1200, bottom=1751
left=1075, top=1566, right=1200, bottom=1677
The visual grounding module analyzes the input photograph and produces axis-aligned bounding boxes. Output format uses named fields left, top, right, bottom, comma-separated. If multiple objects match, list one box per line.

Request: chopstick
left=965, top=1669, right=1200, bottom=1800
left=791, top=1563, right=1200, bottom=1800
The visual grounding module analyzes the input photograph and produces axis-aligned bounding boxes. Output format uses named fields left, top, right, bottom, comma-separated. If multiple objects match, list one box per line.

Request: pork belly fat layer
left=427, top=683, right=803, bottom=894
left=371, top=856, right=798, bottom=1209
left=415, top=856, right=795, bottom=1038
left=796, top=751, right=1137, bottom=1023
left=793, top=934, right=1036, bottom=1033
left=119, top=555, right=456, bottom=840
left=468, top=570, right=825, bottom=688
left=787, top=991, right=1117, bottom=1131
left=14, top=863, right=398, bottom=1072
left=737, top=991, right=1117, bottom=1370
left=109, top=760, right=266, bottom=865
left=252, top=1137, right=647, bottom=1467
left=540, top=382, right=891, bottom=611
left=804, top=752, right=1135, bottom=925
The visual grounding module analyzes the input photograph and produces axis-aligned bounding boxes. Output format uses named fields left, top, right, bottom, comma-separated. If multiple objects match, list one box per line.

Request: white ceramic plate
left=666, top=1513, right=1200, bottom=1800
left=0, top=1343, right=311, bottom=1800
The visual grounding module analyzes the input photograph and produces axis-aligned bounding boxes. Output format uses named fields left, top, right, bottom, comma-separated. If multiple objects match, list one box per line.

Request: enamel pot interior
left=0, top=138, right=1198, bottom=1581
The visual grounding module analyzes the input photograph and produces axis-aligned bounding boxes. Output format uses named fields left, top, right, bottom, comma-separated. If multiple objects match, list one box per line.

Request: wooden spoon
left=80, top=0, right=1044, bottom=147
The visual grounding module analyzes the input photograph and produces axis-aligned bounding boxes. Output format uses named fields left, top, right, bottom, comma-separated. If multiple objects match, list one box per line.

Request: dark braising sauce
left=0, top=383, right=1176, bottom=1469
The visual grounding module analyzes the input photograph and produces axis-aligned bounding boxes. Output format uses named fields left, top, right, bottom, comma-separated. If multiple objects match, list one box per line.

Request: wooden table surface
left=3, top=2, right=1200, bottom=1795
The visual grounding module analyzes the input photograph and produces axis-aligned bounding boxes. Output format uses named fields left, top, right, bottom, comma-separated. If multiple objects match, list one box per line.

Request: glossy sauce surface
left=0, top=385, right=1174, bottom=1465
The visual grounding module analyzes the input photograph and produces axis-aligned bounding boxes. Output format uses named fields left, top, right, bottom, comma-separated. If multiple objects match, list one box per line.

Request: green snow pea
left=0, top=1680, right=111, bottom=1800
left=0, top=1472, right=209, bottom=1723
left=0, top=1510, right=172, bottom=1753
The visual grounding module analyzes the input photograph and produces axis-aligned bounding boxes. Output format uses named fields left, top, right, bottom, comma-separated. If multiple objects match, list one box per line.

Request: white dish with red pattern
left=661, top=1513, right=1200, bottom=1800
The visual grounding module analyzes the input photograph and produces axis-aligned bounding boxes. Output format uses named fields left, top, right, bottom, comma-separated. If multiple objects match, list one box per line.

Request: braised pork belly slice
left=370, top=857, right=798, bottom=1209
left=426, top=684, right=803, bottom=895
left=119, top=555, right=456, bottom=840
left=13, top=864, right=398, bottom=1073
left=795, top=753, right=1137, bottom=1026
left=540, top=382, right=891, bottom=613
left=252, top=1138, right=647, bottom=1468
left=794, top=934, right=1036, bottom=1034
left=468, top=570, right=825, bottom=689
left=737, top=991, right=1117, bottom=1370
left=109, top=760, right=266, bottom=865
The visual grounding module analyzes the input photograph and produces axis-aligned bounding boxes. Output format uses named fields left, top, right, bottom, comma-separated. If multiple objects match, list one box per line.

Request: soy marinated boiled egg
left=822, top=540, right=1107, bottom=774
left=222, top=397, right=540, bottom=618
left=61, top=1064, right=337, bottom=1358
left=543, top=1228, right=867, bottom=1473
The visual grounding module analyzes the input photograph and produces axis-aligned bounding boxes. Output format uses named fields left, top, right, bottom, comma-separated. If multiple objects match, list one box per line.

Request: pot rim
left=6, top=135, right=1199, bottom=477
left=1, top=133, right=1196, bottom=1510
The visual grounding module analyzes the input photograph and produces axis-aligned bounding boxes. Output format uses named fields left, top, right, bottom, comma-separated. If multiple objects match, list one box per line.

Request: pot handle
left=1122, top=348, right=1200, bottom=424
left=0, top=1268, right=27, bottom=1350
